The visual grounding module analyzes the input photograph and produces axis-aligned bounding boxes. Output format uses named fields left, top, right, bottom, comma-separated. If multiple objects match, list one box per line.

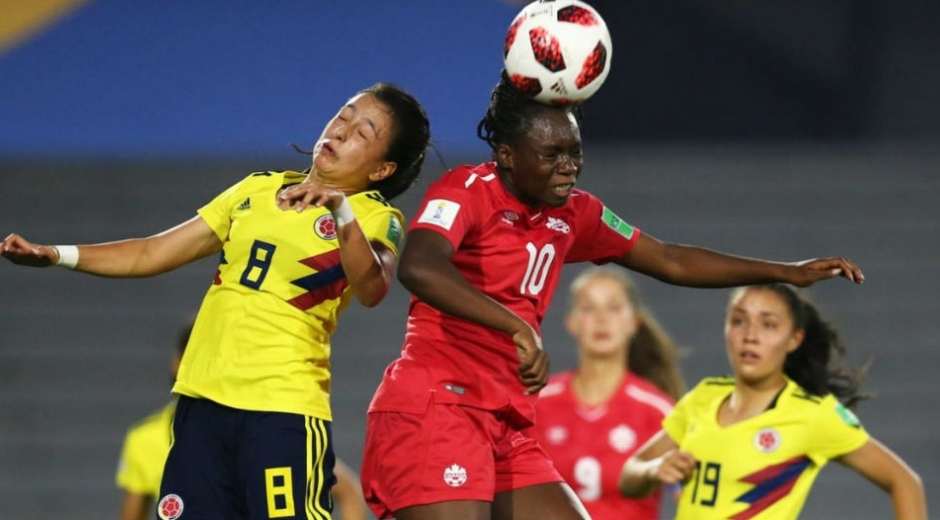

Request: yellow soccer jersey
left=116, top=400, right=176, bottom=499
left=172, top=170, right=405, bottom=420
left=663, top=377, right=869, bottom=520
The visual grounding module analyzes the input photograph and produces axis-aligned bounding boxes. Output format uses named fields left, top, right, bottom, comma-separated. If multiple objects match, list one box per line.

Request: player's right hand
left=653, top=449, right=697, bottom=486
left=0, top=233, right=58, bottom=267
left=513, top=324, right=549, bottom=395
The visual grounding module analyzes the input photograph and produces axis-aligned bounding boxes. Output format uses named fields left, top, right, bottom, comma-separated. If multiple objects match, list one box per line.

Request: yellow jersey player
left=619, top=284, right=926, bottom=520
left=116, top=322, right=190, bottom=520
left=3, top=82, right=430, bottom=520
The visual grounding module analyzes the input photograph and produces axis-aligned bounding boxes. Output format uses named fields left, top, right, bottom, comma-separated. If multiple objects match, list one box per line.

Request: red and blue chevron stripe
left=731, top=455, right=812, bottom=520
left=288, top=250, right=348, bottom=311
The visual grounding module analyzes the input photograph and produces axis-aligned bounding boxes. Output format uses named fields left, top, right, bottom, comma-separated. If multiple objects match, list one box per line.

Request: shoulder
left=427, top=162, right=498, bottom=192
left=559, top=189, right=618, bottom=229
left=624, top=374, right=675, bottom=417
left=349, top=190, right=402, bottom=216
left=683, top=376, right=735, bottom=403
left=223, top=169, right=296, bottom=196
left=539, top=371, right=573, bottom=399
left=243, top=169, right=297, bottom=186
left=781, top=382, right=848, bottom=420
left=124, top=402, right=174, bottom=441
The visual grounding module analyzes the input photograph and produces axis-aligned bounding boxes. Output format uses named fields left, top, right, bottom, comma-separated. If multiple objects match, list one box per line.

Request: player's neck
left=571, top=356, right=626, bottom=407
left=719, top=377, right=787, bottom=427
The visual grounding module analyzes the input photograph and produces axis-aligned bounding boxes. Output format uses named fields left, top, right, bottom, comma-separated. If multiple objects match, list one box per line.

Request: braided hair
left=476, top=70, right=582, bottom=152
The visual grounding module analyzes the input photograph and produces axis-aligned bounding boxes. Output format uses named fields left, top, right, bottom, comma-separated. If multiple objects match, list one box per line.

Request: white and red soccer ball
left=503, top=0, right=612, bottom=105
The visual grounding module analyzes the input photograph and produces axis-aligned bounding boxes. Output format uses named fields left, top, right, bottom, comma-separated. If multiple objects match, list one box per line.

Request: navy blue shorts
left=158, top=396, right=336, bottom=520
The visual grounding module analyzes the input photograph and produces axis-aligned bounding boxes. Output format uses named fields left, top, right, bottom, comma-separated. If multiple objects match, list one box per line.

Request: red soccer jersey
left=369, top=162, right=641, bottom=427
left=527, top=371, right=674, bottom=520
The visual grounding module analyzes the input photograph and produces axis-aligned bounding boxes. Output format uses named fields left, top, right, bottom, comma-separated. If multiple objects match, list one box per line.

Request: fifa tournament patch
left=314, top=214, right=338, bottom=240
left=386, top=215, right=403, bottom=248
left=417, top=199, right=461, bottom=231
left=835, top=403, right=861, bottom=427
left=601, top=206, right=635, bottom=239
left=157, top=494, right=184, bottom=520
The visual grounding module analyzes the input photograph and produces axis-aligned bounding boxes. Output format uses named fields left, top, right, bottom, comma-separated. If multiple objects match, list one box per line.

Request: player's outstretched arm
left=838, top=438, right=927, bottom=520
left=1, top=216, right=222, bottom=277
left=616, top=233, right=864, bottom=288
left=619, top=430, right=695, bottom=498
left=398, top=228, right=549, bottom=394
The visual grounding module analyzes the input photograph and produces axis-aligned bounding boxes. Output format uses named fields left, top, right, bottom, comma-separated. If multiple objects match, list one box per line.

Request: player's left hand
left=513, top=324, right=549, bottom=395
left=277, top=181, right=346, bottom=213
left=788, top=257, right=865, bottom=286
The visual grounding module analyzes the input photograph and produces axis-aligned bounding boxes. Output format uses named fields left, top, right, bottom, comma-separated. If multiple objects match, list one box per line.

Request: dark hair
left=569, top=267, right=687, bottom=400
left=360, top=82, right=431, bottom=200
left=729, top=284, right=870, bottom=408
left=476, top=70, right=582, bottom=152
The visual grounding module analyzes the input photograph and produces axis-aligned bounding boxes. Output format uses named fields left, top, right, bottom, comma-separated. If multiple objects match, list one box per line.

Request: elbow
left=898, top=467, right=925, bottom=496
left=357, top=292, right=385, bottom=308
left=355, top=279, right=391, bottom=308
left=617, top=461, right=645, bottom=498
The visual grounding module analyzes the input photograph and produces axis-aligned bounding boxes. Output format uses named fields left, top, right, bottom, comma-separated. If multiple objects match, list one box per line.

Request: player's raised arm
left=615, top=232, right=865, bottom=288
left=1, top=216, right=222, bottom=277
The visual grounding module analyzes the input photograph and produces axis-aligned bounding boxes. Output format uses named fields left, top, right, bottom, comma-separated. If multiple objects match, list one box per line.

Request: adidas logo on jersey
left=237, top=198, right=251, bottom=211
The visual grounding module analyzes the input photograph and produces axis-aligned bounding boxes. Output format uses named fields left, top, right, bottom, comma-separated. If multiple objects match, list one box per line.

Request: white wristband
left=331, top=198, right=356, bottom=227
left=54, top=245, right=79, bottom=269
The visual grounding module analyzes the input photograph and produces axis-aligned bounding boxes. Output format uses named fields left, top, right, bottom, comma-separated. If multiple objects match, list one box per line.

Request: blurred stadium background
left=1, top=1, right=938, bottom=518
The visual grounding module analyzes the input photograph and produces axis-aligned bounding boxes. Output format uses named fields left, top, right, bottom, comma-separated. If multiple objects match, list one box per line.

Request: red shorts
left=360, top=401, right=563, bottom=519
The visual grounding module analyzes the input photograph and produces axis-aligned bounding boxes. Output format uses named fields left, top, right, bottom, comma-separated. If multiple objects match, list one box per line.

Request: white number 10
left=521, top=243, right=555, bottom=296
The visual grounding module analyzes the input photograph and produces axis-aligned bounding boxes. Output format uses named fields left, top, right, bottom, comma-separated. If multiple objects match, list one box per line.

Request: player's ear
left=369, top=161, right=397, bottom=182
left=495, top=144, right=514, bottom=171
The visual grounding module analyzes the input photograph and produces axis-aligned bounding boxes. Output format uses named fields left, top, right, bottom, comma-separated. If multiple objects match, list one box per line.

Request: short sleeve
left=807, top=397, right=870, bottom=463
left=408, top=184, right=478, bottom=249
left=359, top=207, right=406, bottom=257
left=662, top=390, right=693, bottom=445
left=196, top=178, right=243, bottom=241
left=566, top=194, right=641, bottom=264
left=115, top=429, right=149, bottom=494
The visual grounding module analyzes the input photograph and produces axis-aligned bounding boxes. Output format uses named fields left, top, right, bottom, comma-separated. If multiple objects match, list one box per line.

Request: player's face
left=498, top=108, right=583, bottom=208
left=724, top=288, right=803, bottom=386
left=566, top=276, right=638, bottom=360
left=312, top=93, right=396, bottom=189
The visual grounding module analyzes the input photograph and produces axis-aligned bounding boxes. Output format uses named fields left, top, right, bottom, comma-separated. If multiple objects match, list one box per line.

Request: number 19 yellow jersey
left=663, top=377, right=869, bottom=520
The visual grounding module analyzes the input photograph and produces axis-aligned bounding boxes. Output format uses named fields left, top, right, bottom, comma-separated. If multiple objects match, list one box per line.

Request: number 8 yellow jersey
left=172, top=171, right=404, bottom=421
left=663, top=377, right=869, bottom=520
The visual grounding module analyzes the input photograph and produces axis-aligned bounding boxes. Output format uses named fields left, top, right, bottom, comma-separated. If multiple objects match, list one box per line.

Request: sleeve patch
left=835, top=402, right=861, bottom=427
left=386, top=215, right=403, bottom=247
left=601, top=206, right=635, bottom=239
left=417, top=199, right=461, bottom=231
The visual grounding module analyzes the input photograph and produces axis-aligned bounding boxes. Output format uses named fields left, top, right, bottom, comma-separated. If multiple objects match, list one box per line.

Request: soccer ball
left=503, top=0, right=612, bottom=105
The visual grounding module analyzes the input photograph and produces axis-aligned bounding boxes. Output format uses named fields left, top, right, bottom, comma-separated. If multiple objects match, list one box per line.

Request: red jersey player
left=360, top=71, right=865, bottom=520
left=527, top=267, right=685, bottom=520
